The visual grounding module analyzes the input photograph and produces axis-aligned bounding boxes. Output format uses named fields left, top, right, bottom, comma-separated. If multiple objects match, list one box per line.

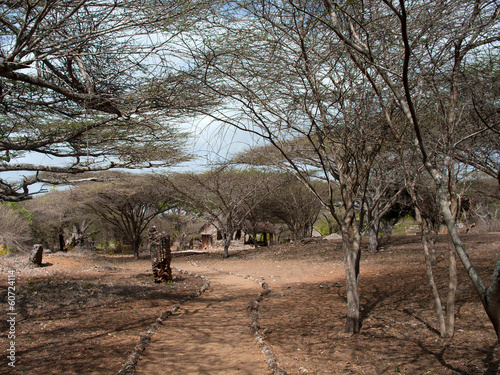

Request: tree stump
left=29, top=244, right=43, bottom=266
left=149, top=228, right=172, bottom=283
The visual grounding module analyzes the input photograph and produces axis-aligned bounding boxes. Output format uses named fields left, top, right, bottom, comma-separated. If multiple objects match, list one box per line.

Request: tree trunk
left=427, top=227, right=437, bottom=266
left=342, top=223, right=362, bottom=334
left=58, top=233, right=66, bottom=252
left=420, top=220, right=437, bottom=266
left=421, top=225, right=447, bottom=336
left=367, top=222, right=380, bottom=253
left=223, top=235, right=231, bottom=258
left=380, top=220, right=396, bottom=236
left=323, top=213, right=335, bottom=235
left=445, top=243, right=457, bottom=339
left=132, top=236, right=141, bottom=260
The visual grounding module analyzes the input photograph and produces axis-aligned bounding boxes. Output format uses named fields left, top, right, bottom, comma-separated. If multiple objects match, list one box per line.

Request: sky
left=1, top=115, right=262, bottom=197
left=179, top=115, right=262, bottom=168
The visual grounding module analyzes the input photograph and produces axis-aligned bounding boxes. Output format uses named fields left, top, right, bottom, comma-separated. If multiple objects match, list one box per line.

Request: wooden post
left=149, top=227, right=172, bottom=283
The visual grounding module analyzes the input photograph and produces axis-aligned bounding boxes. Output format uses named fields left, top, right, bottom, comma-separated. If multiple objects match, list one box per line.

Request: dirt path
left=2, top=234, right=498, bottom=374
left=135, top=251, right=344, bottom=375
left=135, top=258, right=271, bottom=375
left=136, top=236, right=500, bottom=375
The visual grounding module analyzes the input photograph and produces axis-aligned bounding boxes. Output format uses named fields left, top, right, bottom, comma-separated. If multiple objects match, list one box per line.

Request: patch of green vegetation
left=96, top=240, right=129, bottom=254
left=0, top=243, right=8, bottom=255
left=392, top=216, right=418, bottom=235
left=5, top=202, right=34, bottom=226
left=314, top=224, right=330, bottom=236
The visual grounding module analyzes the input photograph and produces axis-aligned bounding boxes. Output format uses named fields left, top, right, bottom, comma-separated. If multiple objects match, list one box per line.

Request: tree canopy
left=0, top=0, right=213, bottom=201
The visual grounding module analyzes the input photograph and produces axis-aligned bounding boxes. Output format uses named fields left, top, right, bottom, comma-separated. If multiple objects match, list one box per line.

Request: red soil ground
left=1, top=233, right=499, bottom=374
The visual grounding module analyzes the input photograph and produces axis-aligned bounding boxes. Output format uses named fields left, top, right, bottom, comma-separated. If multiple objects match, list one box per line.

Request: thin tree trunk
left=427, top=227, right=437, bottom=266
left=421, top=224, right=447, bottom=336
left=323, top=213, right=335, bottom=235
left=223, top=235, right=231, bottom=258
left=367, top=224, right=379, bottom=253
left=485, top=251, right=500, bottom=341
left=130, top=229, right=142, bottom=260
left=445, top=243, right=457, bottom=338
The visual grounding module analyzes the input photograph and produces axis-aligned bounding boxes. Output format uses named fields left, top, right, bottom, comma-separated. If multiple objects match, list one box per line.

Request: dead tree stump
left=149, top=228, right=172, bottom=283
left=29, top=244, right=43, bottom=266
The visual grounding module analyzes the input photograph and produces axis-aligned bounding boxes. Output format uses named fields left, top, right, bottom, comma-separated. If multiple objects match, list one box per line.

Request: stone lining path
left=135, top=258, right=271, bottom=375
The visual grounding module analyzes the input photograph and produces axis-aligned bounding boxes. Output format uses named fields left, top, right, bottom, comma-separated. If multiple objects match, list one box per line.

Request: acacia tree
left=188, top=2, right=406, bottom=333
left=233, top=157, right=325, bottom=241
left=161, top=166, right=277, bottom=258
left=362, top=151, right=407, bottom=252
left=266, top=178, right=323, bottom=240
left=0, top=0, right=210, bottom=201
left=23, top=187, right=93, bottom=251
left=73, top=173, right=175, bottom=259
left=304, top=0, right=500, bottom=339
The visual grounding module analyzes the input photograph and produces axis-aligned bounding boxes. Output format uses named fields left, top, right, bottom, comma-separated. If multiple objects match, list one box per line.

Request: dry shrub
left=468, top=200, right=500, bottom=233
left=0, top=204, right=32, bottom=254
left=474, top=218, right=500, bottom=233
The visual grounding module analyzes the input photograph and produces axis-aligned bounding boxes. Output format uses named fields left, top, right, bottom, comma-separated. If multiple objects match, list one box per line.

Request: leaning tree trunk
left=427, top=227, right=438, bottom=266
left=487, top=252, right=500, bottom=340
left=420, top=222, right=448, bottom=337
left=435, top=179, right=500, bottom=340
left=323, top=213, right=336, bottom=235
